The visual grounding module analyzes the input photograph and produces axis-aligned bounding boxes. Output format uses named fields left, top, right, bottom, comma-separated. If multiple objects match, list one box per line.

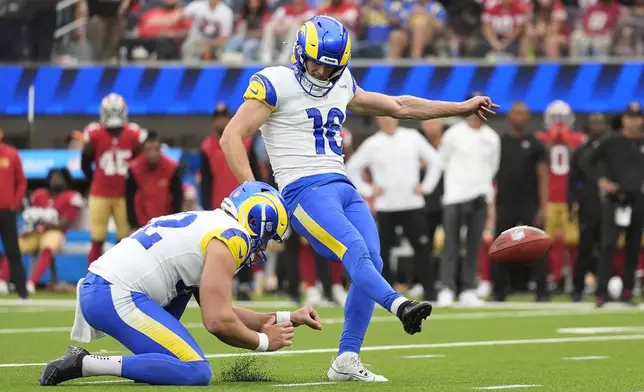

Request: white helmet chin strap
left=300, top=70, right=331, bottom=94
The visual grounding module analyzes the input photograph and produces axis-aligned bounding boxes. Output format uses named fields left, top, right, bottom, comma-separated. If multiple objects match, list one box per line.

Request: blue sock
left=339, top=249, right=405, bottom=355
left=122, top=354, right=211, bottom=386
left=339, top=283, right=375, bottom=354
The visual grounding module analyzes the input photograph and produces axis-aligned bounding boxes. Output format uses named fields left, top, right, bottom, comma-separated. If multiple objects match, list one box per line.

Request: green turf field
left=1, top=297, right=644, bottom=392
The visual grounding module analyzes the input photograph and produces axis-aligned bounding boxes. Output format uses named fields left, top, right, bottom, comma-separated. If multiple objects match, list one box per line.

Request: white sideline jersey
left=243, top=66, right=357, bottom=190
left=89, top=210, right=252, bottom=307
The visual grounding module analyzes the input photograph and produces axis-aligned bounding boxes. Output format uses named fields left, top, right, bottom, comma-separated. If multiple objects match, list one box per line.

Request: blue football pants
left=80, top=273, right=211, bottom=385
left=290, top=181, right=402, bottom=354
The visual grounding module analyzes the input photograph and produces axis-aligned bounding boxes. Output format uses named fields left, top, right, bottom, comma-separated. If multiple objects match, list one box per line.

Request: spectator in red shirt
left=0, top=127, right=28, bottom=299
left=317, top=0, right=360, bottom=37
left=570, top=0, right=624, bottom=57
left=526, top=0, right=569, bottom=58
left=225, top=0, right=271, bottom=61
left=481, top=0, right=529, bottom=58
left=126, top=0, right=191, bottom=60
left=260, top=0, right=315, bottom=64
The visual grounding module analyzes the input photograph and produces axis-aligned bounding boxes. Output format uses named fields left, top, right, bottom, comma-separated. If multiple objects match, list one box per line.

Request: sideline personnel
left=586, top=102, right=644, bottom=306
left=0, top=127, right=28, bottom=298
left=126, top=131, right=183, bottom=230
left=493, top=102, right=549, bottom=302
left=568, top=113, right=608, bottom=301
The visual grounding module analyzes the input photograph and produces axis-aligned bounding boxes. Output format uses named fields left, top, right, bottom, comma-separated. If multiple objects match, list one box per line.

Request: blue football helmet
left=293, top=15, right=352, bottom=98
left=221, top=181, right=289, bottom=266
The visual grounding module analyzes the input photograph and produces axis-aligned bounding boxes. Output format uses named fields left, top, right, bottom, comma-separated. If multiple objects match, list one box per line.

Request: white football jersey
left=89, top=210, right=251, bottom=307
left=243, top=66, right=357, bottom=190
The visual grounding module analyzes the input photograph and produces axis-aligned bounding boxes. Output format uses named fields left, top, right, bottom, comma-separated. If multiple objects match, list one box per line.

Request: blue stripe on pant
left=286, top=177, right=402, bottom=355
left=80, top=273, right=212, bottom=385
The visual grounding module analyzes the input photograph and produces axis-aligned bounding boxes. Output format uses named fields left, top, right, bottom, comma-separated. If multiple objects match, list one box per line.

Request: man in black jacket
left=568, top=113, right=608, bottom=301
left=494, top=102, right=550, bottom=301
left=585, top=103, right=644, bottom=306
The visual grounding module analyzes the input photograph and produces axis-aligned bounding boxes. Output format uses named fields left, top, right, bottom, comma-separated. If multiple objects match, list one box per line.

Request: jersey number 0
left=132, top=213, right=198, bottom=250
left=306, top=107, right=345, bottom=156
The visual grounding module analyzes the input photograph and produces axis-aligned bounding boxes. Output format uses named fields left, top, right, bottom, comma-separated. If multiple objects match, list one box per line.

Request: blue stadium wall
left=1, top=62, right=643, bottom=115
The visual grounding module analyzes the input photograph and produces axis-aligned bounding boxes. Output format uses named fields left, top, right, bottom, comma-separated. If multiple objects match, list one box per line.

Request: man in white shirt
left=347, top=116, right=442, bottom=300
left=438, top=96, right=501, bottom=307
left=259, top=0, right=315, bottom=64
left=181, top=0, right=233, bottom=61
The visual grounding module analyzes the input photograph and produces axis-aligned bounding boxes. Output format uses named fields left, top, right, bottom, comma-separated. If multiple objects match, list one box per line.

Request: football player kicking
left=220, top=15, right=500, bottom=382
left=40, top=182, right=322, bottom=386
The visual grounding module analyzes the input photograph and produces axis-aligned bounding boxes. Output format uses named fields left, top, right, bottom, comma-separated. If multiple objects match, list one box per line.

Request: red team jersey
left=29, top=188, right=83, bottom=232
left=84, top=123, right=145, bottom=198
left=481, top=1, right=529, bottom=37
left=536, top=128, right=586, bottom=203
left=579, top=2, right=622, bottom=36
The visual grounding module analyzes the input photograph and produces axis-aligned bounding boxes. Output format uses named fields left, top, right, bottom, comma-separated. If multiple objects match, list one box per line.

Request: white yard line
left=0, top=362, right=47, bottom=368
left=0, top=327, right=71, bottom=334
left=4, top=334, right=642, bottom=368
left=75, top=380, right=131, bottom=385
left=474, top=385, right=541, bottom=390
left=562, top=356, right=609, bottom=361
left=1, top=308, right=641, bottom=335
left=400, top=354, right=446, bottom=359
left=0, top=307, right=73, bottom=313
left=0, top=298, right=642, bottom=311
left=557, top=327, right=644, bottom=334
left=271, top=382, right=336, bottom=387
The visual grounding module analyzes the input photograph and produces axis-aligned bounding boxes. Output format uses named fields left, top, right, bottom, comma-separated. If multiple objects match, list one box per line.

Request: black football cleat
left=397, top=300, right=433, bottom=335
left=40, top=346, right=89, bottom=386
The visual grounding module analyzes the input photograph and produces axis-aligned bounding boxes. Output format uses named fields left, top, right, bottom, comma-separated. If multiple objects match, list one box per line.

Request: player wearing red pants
left=536, top=100, right=586, bottom=286
left=19, top=168, right=83, bottom=293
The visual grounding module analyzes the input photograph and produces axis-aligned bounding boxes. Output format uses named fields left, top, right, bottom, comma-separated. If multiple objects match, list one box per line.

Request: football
left=488, top=225, right=552, bottom=263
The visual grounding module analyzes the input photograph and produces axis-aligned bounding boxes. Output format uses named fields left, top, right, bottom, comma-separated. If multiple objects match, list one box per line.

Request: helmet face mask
left=100, top=93, right=128, bottom=130
left=544, top=100, right=575, bottom=128
left=292, top=16, right=352, bottom=98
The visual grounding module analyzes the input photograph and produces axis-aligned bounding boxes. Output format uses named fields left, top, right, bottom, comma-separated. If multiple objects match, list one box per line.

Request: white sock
left=336, top=351, right=358, bottom=365
left=390, top=296, right=409, bottom=316
left=82, top=355, right=123, bottom=377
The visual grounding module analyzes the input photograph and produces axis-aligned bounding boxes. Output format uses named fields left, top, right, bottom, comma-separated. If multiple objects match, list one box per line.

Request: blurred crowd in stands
left=1, top=0, right=644, bottom=63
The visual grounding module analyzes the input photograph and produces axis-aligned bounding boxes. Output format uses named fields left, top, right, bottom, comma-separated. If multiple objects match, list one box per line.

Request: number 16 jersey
left=244, top=66, right=357, bottom=190
left=88, top=210, right=252, bottom=307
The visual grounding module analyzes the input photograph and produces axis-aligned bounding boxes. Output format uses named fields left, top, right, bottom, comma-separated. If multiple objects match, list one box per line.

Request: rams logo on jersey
left=201, top=228, right=251, bottom=268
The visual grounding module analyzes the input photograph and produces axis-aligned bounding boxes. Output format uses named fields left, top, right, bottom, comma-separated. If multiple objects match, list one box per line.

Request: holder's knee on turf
left=185, top=360, right=212, bottom=386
